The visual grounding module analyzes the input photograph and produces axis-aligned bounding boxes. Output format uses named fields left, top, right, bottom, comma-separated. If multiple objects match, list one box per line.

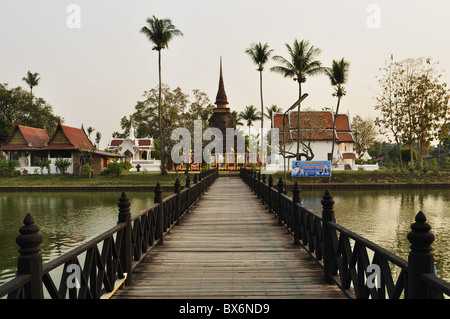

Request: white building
left=107, top=127, right=160, bottom=172
left=271, top=110, right=357, bottom=171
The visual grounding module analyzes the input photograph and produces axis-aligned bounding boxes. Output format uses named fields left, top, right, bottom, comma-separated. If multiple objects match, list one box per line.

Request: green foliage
left=81, top=163, right=94, bottom=178
left=105, top=161, right=132, bottom=176
left=54, top=156, right=72, bottom=175
left=0, top=159, right=20, bottom=176
left=400, top=148, right=417, bottom=164
left=38, top=159, right=51, bottom=175
left=0, top=83, right=62, bottom=144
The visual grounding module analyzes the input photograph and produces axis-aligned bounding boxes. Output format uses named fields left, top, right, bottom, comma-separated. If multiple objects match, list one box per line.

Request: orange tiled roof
left=273, top=111, right=353, bottom=142
left=43, top=123, right=95, bottom=151
left=1, top=124, right=49, bottom=150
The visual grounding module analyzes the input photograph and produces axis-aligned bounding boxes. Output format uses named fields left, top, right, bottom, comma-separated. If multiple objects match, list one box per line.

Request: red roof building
left=1, top=122, right=123, bottom=175
left=272, top=110, right=356, bottom=169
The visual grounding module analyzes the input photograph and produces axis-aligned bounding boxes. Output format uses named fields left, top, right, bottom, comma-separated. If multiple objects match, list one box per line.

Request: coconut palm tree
left=327, top=58, right=350, bottom=163
left=22, top=70, right=40, bottom=99
left=239, top=105, right=262, bottom=139
left=270, top=39, right=327, bottom=160
left=231, top=110, right=243, bottom=126
left=140, top=16, right=183, bottom=174
left=95, top=131, right=102, bottom=149
left=264, top=105, right=282, bottom=128
left=245, top=42, right=273, bottom=137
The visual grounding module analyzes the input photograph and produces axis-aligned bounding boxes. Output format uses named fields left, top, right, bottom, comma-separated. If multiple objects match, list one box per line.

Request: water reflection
left=0, top=191, right=156, bottom=285
left=300, top=188, right=450, bottom=282
left=0, top=188, right=449, bottom=287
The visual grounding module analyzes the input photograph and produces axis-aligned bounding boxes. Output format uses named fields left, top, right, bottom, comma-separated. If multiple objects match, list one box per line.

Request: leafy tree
left=0, top=83, right=62, bottom=143
left=375, top=56, right=450, bottom=170
left=140, top=16, right=183, bottom=175
left=114, top=85, right=213, bottom=169
left=271, top=39, right=327, bottom=159
left=351, top=115, right=377, bottom=154
left=327, top=58, right=350, bottom=163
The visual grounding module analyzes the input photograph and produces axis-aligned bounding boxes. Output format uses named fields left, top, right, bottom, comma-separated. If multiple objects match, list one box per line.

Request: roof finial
left=215, top=56, right=229, bottom=107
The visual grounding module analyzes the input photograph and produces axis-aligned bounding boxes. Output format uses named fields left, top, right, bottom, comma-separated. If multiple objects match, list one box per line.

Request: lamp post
left=283, top=94, right=308, bottom=185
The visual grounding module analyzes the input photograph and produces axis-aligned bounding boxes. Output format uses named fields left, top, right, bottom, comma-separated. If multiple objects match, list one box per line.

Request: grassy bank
left=0, top=169, right=449, bottom=186
left=267, top=169, right=450, bottom=185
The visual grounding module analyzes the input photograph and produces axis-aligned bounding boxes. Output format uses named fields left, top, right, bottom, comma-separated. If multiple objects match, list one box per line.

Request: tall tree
left=0, top=83, right=62, bottom=143
left=231, top=110, right=243, bottom=126
left=95, top=131, right=102, bottom=149
left=22, top=71, right=40, bottom=98
left=327, top=58, right=350, bottom=163
left=375, top=56, right=450, bottom=170
left=239, top=105, right=262, bottom=139
left=140, top=16, right=183, bottom=174
left=245, top=42, right=273, bottom=153
left=271, top=39, right=327, bottom=159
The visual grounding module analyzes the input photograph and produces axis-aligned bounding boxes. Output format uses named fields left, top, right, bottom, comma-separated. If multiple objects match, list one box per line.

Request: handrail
left=240, top=168, right=450, bottom=299
left=0, top=169, right=219, bottom=299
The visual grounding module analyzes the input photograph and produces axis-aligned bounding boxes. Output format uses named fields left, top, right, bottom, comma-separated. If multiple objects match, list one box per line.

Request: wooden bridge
left=1, top=168, right=449, bottom=300
left=112, top=176, right=345, bottom=299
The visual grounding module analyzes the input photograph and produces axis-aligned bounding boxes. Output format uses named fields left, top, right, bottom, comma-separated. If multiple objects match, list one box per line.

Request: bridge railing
left=240, top=168, right=450, bottom=299
left=0, top=169, right=219, bottom=299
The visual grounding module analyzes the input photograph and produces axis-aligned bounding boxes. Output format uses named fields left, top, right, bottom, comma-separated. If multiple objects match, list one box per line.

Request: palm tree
left=140, top=16, right=183, bottom=174
left=327, top=58, right=350, bottom=163
left=270, top=39, right=327, bottom=160
left=231, top=110, right=243, bottom=126
left=239, top=105, right=262, bottom=139
left=264, top=105, right=282, bottom=128
left=87, top=126, right=94, bottom=141
left=245, top=42, right=273, bottom=144
left=95, top=131, right=102, bottom=149
left=22, top=70, right=40, bottom=99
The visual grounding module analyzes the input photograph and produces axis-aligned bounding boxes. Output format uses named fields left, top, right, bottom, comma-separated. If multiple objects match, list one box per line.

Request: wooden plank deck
left=113, top=176, right=346, bottom=299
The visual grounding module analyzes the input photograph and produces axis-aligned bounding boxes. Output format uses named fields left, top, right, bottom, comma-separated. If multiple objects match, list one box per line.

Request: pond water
left=0, top=187, right=449, bottom=288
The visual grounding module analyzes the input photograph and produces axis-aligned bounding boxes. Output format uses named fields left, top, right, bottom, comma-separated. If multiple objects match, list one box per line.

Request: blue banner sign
left=292, top=160, right=332, bottom=177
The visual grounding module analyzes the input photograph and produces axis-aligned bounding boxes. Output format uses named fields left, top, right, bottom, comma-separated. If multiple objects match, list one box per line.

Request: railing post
left=277, top=178, right=284, bottom=225
left=406, top=211, right=435, bottom=299
left=185, top=175, right=191, bottom=213
left=292, top=182, right=301, bottom=245
left=154, top=182, right=164, bottom=245
left=268, top=175, right=273, bottom=188
left=262, top=174, right=266, bottom=204
left=174, top=178, right=181, bottom=222
left=16, top=213, right=43, bottom=299
left=321, top=189, right=335, bottom=284
left=118, top=191, right=132, bottom=284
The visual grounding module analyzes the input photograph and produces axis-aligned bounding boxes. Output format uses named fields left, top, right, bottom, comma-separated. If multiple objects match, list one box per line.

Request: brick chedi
left=208, top=58, right=237, bottom=153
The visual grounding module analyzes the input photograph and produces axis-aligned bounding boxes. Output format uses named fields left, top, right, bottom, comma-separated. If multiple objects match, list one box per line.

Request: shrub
left=81, top=163, right=94, bottom=178
left=54, top=156, right=72, bottom=175
left=0, top=159, right=20, bottom=176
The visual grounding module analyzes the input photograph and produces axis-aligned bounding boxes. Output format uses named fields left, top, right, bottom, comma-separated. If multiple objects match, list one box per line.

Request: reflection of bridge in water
left=1, top=169, right=449, bottom=299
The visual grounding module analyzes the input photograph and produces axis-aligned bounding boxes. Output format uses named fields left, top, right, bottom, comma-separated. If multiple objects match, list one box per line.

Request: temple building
left=207, top=58, right=237, bottom=153
left=106, top=125, right=160, bottom=172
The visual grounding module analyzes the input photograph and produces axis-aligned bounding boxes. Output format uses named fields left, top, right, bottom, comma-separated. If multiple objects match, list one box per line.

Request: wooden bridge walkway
left=113, top=176, right=346, bottom=299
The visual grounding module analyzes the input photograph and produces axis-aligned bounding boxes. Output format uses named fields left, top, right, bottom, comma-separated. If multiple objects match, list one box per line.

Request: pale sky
left=1, top=0, right=450, bottom=149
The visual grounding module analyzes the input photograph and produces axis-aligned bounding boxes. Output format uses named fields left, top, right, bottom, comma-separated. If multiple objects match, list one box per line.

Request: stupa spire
left=215, top=57, right=229, bottom=107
